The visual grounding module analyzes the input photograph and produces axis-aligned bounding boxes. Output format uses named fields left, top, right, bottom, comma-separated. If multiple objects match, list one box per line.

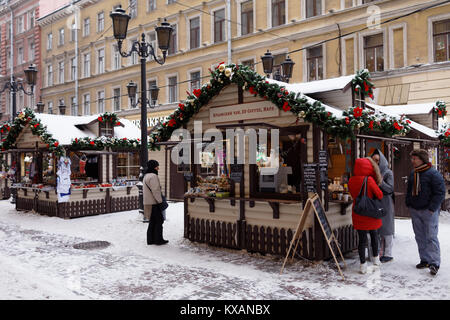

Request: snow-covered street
left=1, top=199, right=449, bottom=300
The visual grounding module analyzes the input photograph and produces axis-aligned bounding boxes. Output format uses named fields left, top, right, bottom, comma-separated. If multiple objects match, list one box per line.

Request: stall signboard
left=230, top=164, right=243, bottom=182
left=319, top=150, right=328, bottom=191
left=303, top=163, right=318, bottom=193
left=280, top=194, right=346, bottom=280
left=210, top=101, right=279, bottom=124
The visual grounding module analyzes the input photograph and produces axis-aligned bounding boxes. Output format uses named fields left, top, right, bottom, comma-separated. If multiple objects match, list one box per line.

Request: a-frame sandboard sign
left=280, top=194, right=347, bottom=280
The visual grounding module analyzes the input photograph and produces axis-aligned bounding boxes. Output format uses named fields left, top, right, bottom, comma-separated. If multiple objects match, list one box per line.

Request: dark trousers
left=357, top=230, right=379, bottom=264
left=147, top=204, right=164, bottom=244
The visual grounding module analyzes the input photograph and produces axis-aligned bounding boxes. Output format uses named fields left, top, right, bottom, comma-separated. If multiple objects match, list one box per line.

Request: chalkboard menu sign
left=319, top=150, right=328, bottom=191
left=312, top=195, right=332, bottom=240
left=230, top=164, right=243, bottom=182
left=303, top=163, right=318, bottom=193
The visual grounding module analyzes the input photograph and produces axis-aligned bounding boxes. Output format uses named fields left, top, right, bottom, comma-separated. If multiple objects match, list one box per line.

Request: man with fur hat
left=406, top=149, right=445, bottom=275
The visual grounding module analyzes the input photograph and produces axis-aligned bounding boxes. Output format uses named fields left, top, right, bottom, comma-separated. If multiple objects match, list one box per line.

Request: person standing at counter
left=371, top=149, right=395, bottom=263
left=406, top=149, right=445, bottom=276
left=349, top=158, right=384, bottom=274
left=144, top=160, right=168, bottom=245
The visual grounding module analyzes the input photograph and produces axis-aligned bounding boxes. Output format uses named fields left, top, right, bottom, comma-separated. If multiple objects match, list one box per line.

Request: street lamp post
left=260, top=51, right=295, bottom=83
left=0, top=64, right=37, bottom=204
left=110, top=5, right=172, bottom=219
left=0, top=64, right=38, bottom=119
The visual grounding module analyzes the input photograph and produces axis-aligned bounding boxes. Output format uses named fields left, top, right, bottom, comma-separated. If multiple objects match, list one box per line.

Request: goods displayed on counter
left=185, top=175, right=231, bottom=198
left=328, top=177, right=351, bottom=202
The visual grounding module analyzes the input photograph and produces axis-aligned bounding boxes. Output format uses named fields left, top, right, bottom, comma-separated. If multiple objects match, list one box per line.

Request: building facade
left=0, top=0, right=69, bottom=122
left=37, top=0, right=449, bottom=125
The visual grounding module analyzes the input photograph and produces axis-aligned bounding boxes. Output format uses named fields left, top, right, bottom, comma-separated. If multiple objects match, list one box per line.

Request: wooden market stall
left=147, top=65, right=420, bottom=261
left=1, top=109, right=142, bottom=218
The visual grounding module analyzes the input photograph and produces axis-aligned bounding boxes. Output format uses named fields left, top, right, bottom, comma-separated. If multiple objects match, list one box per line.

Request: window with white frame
left=214, top=9, right=225, bottom=43
left=29, top=42, right=35, bottom=61
left=113, top=88, right=121, bottom=111
left=18, top=92, right=24, bottom=109
left=47, top=33, right=53, bottom=50
left=113, top=44, right=121, bottom=70
left=6, top=50, right=10, bottom=68
left=168, top=76, right=178, bottom=103
left=83, top=93, right=90, bottom=115
left=433, top=19, right=450, bottom=62
left=17, top=15, right=24, bottom=34
left=190, top=17, right=200, bottom=49
left=190, top=71, right=201, bottom=91
left=70, top=57, right=76, bottom=81
left=129, top=83, right=138, bottom=108
left=117, top=152, right=140, bottom=179
left=307, top=45, right=323, bottom=81
left=148, top=80, right=157, bottom=104
left=168, top=24, right=177, bottom=55
left=97, top=12, right=104, bottom=32
left=71, top=97, right=77, bottom=115
left=59, top=28, right=64, bottom=45
left=6, top=22, right=11, bottom=40
left=168, top=0, right=176, bottom=4
left=147, top=31, right=156, bottom=61
left=270, top=53, right=286, bottom=79
left=58, top=61, right=65, bottom=83
left=148, top=0, right=156, bottom=11
left=28, top=10, right=35, bottom=29
left=97, top=48, right=105, bottom=74
left=71, top=22, right=76, bottom=41
left=306, top=0, right=322, bottom=18
left=240, top=1, right=253, bottom=36
left=83, top=18, right=90, bottom=36
left=17, top=47, right=23, bottom=64
left=97, top=90, right=105, bottom=113
left=129, top=0, right=137, bottom=18
left=241, top=58, right=255, bottom=70
left=48, top=101, right=53, bottom=114
left=47, top=64, right=53, bottom=86
left=364, top=33, right=384, bottom=72
left=130, top=39, right=138, bottom=65
left=271, top=0, right=285, bottom=27
left=83, top=53, right=91, bottom=77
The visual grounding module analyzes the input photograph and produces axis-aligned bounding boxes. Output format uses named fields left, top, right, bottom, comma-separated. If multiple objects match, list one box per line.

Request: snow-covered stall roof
left=365, top=103, right=438, bottom=138
left=266, top=78, right=346, bottom=118
left=267, top=75, right=354, bottom=95
left=33, top=113, right=141, bottom=145
left=367, top=103, right=435, bottom=115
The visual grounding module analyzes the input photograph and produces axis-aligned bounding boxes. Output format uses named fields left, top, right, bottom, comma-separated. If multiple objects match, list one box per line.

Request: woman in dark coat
left=371, top=149, right=395, bottom=263
left=143, top=160, right=168, bottom=245
left=348, top=157, right=384, bottom=274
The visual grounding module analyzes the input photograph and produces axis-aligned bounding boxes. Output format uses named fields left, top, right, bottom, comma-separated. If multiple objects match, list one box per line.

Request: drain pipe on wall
left=227, top=0, right=232, bottom=64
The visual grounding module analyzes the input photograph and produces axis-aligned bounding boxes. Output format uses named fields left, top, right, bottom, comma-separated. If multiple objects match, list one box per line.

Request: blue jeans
left=410, top=207, right=440, bottom=267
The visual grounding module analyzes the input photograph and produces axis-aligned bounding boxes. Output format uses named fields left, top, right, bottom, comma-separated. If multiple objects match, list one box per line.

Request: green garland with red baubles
left=148, top=63, right=411, bottom=150
left=0, top=109, right=135, bottom=156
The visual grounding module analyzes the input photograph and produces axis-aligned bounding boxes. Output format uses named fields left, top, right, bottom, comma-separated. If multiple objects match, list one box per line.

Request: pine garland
left=434, top=100, right=447, bottom=118
left=437, top=123, right=450, bottom=146
left=70, top=136, right=142, bottom=150
left=148, top=63, right=411, bottom=150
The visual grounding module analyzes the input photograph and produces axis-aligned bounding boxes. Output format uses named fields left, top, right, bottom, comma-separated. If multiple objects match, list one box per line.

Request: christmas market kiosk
left=148, top=64, right=417, bottom=261
left=0, top=108, right=142, bottom=218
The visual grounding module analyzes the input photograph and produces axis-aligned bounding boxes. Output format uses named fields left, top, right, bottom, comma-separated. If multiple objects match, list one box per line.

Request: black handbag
left=145, top=181, right=169, bottom=211
left=354, top=177, right=386, bottom=219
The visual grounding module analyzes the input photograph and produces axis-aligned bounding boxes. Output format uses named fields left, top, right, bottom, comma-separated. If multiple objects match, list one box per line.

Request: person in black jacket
left=406, top=149, right=446, bottom=276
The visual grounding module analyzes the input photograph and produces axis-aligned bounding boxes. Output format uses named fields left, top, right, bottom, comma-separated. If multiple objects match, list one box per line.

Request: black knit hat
left=146, top=160, right=160, bottom=174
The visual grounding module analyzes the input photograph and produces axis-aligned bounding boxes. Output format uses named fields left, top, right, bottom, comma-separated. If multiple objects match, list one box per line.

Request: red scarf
left=413, top=163, right=431, bottom=196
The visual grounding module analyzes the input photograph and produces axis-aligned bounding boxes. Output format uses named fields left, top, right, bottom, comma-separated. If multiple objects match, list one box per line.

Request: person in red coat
left=348, top=157, right=384, bottom=274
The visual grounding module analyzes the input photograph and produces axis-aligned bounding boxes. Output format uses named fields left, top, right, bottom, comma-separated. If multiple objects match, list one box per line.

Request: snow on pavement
left=1, top=199, right=449, bottom=300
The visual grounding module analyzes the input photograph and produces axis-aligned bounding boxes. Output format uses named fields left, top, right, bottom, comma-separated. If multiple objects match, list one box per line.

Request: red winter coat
left=348, top=158, right=384, bottom=231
